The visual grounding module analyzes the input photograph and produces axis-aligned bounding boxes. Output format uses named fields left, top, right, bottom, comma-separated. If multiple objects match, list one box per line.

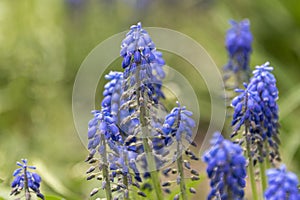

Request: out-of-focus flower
left=203, top=132, right=247, bottom=200
left=265, top=165, right=300, bottom=200
left=224, top=19, right=253, bottom=87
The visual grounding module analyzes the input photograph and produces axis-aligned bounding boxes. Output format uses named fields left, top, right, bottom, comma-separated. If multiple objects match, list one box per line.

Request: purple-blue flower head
left=162, top=102, right=195, bottom=144
left=231, top=62, right=280, bottom=163
left=248, top=63, right=280, bottom=163
left=203, top=132, right=247, bottom=200
left=87, top=71, right=125, bottom=157
left=11, top=159, right=44, bottom=199
left=265, top=165, right=300, bottom=200
left=231, top=84, right=263, bottom=134
left=225, top=19, right=253, bottom=73
left=120, top=22, right=165, bottom=103
left=87, top=110, right=123, bottom=155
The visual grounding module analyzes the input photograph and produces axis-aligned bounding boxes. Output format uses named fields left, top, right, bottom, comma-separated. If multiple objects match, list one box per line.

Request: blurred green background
left=0, top=0, right=299, bottom=199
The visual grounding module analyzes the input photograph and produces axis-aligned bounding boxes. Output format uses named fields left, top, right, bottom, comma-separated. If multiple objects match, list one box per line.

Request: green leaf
left=0, top=187, right=11, bottom=200
left=278, top=84, right=300, bottom=118
left=33, top=160, right=75, bottom=198
left=44, top=195, right=66, bottom=200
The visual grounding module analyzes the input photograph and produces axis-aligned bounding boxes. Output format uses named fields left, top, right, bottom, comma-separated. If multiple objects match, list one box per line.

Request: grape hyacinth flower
left=85, top=71, right=132, bottom=200
left=160, top=102, right=198, bottom=199
left=265, top=165, right=300, bottom=200
left=231, top=62, right=280, bottom=164
left=203, top=132, right=247, bottom=200
left=11, top=159, right=44, bottom=200
left=231, top=62, right=280, bottom=196
left=162, top=103, right=196, bottom=145
left=85, top=22, right=168, bottom=200
left=231, top=83, right=266, bottom=163
left=247, top=62, right=280, bottom=164
left=86, top=22, right=201, bottom=200
left=119, top=22, right=167, bottom=199
left=223, top=19, right=253, bottom=88
left=120, top=22, right=165, bottom=103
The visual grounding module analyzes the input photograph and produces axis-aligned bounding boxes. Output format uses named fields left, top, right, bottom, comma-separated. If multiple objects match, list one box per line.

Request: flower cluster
left=86, top=22, right=200, bottom=200
left=84, top=21, right=300, bottom=200
left=203, top=132, right=247, bottom=200
left=160, top=103, right=199, bottom=199
left=231, top=62, right=280, bottom=164
left=162, top=103, right=196, bottom=144
left=11, top=159, right=44, bottom=199
left=223, top=19, right=253, bottom=86
left=265, top=165, right=300, bottom=200
left=86, top=73, right=138, bottom=199
left=119, top=22, right=168, bottom=174
left=85, top=23, right=169, bottom=200
left=120, top=22, right=165, bottom=103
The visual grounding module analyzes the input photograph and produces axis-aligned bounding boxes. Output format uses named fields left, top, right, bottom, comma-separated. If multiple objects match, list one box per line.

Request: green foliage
left=43, top=195, right=65, bottom=200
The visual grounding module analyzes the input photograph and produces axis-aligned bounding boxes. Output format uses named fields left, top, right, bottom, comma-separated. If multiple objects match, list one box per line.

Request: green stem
left=136, top=65, right=163, bottom=200
left=101, top=134, right=112, bottom=200
left=142, top=138, right=163, bottom=200
left=245, top=129, right=258, bottom=200
left=259, top=161, right=267, bottom=193
left=176, top=143, right=188, bottom=200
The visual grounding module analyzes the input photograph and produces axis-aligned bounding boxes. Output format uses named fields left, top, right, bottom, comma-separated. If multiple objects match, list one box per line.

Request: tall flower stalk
left=85, top=22, right=167, bottom=199
left=120, top=22, right=166, bottom=200
left=161, top=103, right=198, bottom=200
left=86, top=72, right=128, bottom=200
left=231, top=62, right=280, bottom=196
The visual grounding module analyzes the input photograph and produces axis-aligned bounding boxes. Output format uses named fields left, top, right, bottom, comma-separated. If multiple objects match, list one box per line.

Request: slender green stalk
left=136, top=65, right=163, bottom=200
left=259, top=161, right=267, bottom=192
left=142, top=138, right=163, bottom=200
left=24, top=167, right=31, bottom=200
left=245, top=127, right=258, bottom=200
left=100, top=134, right=112, bottom=200
left=176, top=143, right=188, bottom=200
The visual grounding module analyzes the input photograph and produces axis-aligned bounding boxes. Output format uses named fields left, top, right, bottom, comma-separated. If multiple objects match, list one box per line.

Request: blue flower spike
left=223, top=19, right=253, bottom=88
left=231, top=62, right=280, bottom=164
left=162, top=102, right=196, bottom=146
left=203, top=132, right=247, bottom=200
left=120, top=22, right=165, bottom=103
left=160, top=102, right=198, bottom=199
left=11, top=159, right=44, bottom=200
left=265, top=165, right=300, bottom=200
left=119, top=22, right=171, bottom=200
